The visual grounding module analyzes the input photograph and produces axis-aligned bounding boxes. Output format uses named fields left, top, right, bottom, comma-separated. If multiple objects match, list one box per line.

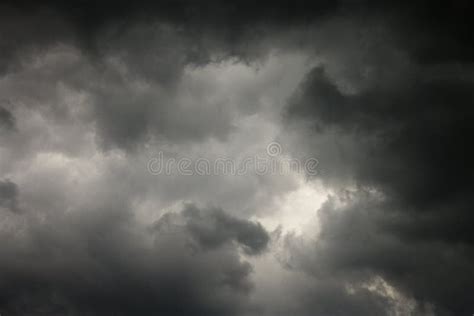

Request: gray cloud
left=156, top=204, right=270, bottom=256
left=286, top=62, right=474, bottom=213
left=282, top=18, right=474, bottom=315
left=0, top=203, right=267, bottom=315
left=277, top=191, right=474, bottom=315
left=0, top=105, right=15, bottom=131
left=0, top=179, right=19, bottom=212
left=1, top=1, right=474, bottom=315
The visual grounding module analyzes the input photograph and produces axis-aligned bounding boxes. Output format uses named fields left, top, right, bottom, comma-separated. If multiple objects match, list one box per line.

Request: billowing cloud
left=282, top=13, right=474, bottom=315
left=0, top=179, right=19, bottom=212
left=0, top=104, right=15, bottom=131
left=156, top=204, right=270, bottom=255
left=0, top=203, right=268, bottom=315
left=1, top=1, right=474, bottom=315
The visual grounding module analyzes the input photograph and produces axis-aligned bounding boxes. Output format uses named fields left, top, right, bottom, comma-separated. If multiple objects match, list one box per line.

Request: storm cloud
left=0, top=203, right=268, bottom=315
left=1, top=1, right=474, bottom=315
left=0, top=179, right=19, bottom=212
left=282, top=7, right=474, bottom=315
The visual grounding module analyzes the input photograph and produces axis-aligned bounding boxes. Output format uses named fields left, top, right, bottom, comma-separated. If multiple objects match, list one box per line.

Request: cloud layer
left=1, top=1, right=474, bottom=315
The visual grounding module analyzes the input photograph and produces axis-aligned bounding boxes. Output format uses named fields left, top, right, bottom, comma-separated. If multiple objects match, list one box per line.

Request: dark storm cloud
left=0, top=0, right=336, bottom=75
left=1, top=0, right=473, bottom=73
left=0, top=204, right=268, bottom=315
left=288, top=65, right=474, bottom=208
left=0, top=106, right=15, bottom=131
left=156, top=204, right=270, bottom=255
left=0, top=179, right=19, bottom=212
left=288, top=63, right=474, bottom=209
left=283, top=10, right=474, bottom=313
left=3, top=0, right=472, bottom=150
left=1, top=1, right=474, bottom=315
left=279, top=191, right=474, bottom=315
left=2, top=0, right=322, bottom=150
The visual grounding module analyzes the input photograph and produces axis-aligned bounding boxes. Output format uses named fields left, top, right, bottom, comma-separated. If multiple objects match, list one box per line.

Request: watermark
left=147, top=142, right=319, bottom=176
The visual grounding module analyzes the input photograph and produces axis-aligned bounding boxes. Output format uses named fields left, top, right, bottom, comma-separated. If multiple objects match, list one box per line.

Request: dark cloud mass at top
left=0, top=1, right=474, bottom=315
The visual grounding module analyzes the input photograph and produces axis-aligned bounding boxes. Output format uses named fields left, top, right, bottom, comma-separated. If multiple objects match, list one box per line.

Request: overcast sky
left=1, top=1, right=474, bottom=315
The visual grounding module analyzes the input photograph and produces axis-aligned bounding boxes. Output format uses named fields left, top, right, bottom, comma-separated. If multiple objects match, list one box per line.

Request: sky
left=0, top=1, right=474, bottom=315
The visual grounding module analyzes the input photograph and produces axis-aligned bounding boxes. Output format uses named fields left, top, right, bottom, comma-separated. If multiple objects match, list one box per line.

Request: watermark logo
left=266, top=142, right=282, bottom=157
left=147, top=142, right=319, bottom=176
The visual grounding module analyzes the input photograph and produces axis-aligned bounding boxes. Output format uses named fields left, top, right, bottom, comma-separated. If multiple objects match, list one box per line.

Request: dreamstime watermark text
left=147, top=142, right=319, bottom=176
